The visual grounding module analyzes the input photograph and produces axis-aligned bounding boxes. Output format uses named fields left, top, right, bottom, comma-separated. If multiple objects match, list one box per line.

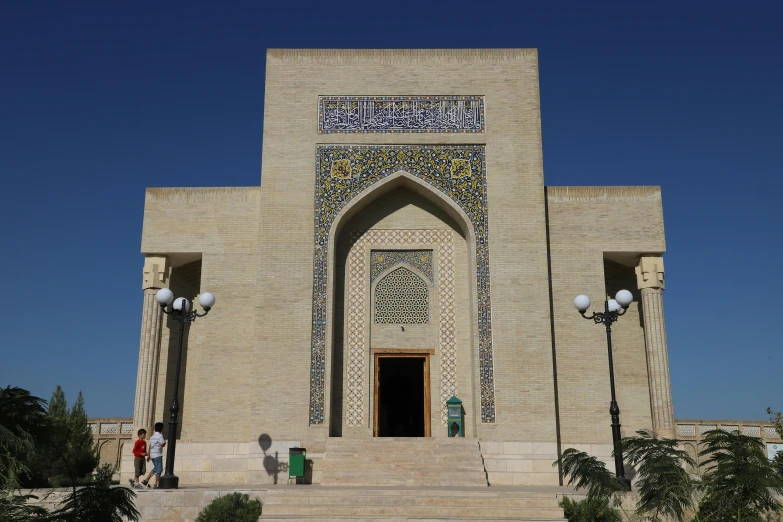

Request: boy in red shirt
left=128, top=429, right=147, bottom=489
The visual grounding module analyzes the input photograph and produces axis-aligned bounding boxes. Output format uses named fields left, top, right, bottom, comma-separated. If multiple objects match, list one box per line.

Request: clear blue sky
left=1, top=1, right=780, bottom=421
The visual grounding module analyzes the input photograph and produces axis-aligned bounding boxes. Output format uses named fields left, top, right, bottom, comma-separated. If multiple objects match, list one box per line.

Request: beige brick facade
left=131, top=49, right=672, bottom=486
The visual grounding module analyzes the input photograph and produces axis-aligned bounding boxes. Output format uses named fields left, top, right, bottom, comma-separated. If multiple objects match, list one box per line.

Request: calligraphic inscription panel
left=318, top=96, right=485, bottom=134
left=309, top=145, right=496, bottom=425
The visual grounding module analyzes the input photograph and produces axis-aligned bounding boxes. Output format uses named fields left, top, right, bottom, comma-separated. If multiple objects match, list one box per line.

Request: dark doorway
left=375, top=356, right=429, bottom=437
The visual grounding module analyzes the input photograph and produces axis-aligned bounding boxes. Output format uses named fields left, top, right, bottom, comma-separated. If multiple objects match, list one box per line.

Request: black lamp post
left=574, top=289, right=634, bottom=491
left=154, top=288, right=216, bottom=490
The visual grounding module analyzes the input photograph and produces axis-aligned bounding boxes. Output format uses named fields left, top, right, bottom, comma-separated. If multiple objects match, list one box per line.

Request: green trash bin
left=288, top=447, right=306, bottom=484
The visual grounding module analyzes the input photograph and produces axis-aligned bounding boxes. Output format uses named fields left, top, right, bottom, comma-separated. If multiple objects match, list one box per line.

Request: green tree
left=693, top=429, right=783, bottom=521
left=767, top=408, right=783, bottom=440
left=26, top=386, right=98, bottom=491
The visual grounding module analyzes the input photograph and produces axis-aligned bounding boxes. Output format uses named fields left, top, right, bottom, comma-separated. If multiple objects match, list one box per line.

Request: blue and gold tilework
left=370, top=250, right=433, bottom=285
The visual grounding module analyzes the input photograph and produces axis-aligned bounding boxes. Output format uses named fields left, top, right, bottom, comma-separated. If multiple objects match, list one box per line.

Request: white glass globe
left=198, top=292, right=216, bottom=310
left=615, top=289, right=633, bottom=308
left=173, top=297, right=191, bottom=312
left=607, top=299, right=621, bottom=312
left=574, top=295, right=591, bottom=312
left=155, top=288, right=174, bottom=305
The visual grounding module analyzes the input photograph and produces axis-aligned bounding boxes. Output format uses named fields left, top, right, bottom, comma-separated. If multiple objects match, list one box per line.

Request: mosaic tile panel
left=344, top=230, right=456, bottom=427
left=370, top=250, right=433, bottom=284
left=374, top=267, right=429, bottom=324
left=310, top=145, right=494, bottom=425
left=437, top=237, right=457, bottom=424
left=318, top=96, right=485, bottom=134
left=765, top=426, right=781, bottom=439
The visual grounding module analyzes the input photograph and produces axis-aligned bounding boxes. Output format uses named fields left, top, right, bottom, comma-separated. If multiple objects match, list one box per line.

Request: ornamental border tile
left=309, top=144, right=495, bottom=425
left=318, top=96, right=485, bottom=134
left=344, top=232, right=457, bottom=427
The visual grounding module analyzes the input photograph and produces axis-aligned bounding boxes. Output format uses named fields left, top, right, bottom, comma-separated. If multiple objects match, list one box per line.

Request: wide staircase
left=320, top=437, right=488, bottom=487
left=260, top=487, right=568, bottom=521
left=258, top=438, right=567, bottom=521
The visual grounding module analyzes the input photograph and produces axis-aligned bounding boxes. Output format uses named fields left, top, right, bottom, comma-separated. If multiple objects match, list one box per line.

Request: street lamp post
left=154, top=288, right=216, bottom=490
left=574, top=289, right=634, bottom=490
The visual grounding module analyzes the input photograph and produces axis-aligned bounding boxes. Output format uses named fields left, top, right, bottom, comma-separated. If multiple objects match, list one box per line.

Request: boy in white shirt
left=140, top=422, right=166, bottom=488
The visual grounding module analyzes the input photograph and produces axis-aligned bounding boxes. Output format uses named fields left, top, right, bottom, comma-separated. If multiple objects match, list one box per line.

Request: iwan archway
left=310, top=145, right=497, bottom=437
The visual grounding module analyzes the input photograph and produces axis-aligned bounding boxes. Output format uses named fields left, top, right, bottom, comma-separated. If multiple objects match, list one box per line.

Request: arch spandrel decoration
left=310, top=145, right=495, bottom=425
left=370, top=250, right=433, bottom=284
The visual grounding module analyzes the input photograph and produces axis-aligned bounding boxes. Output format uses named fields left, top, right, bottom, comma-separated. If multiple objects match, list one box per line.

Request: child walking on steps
left=139, top=422, right=166, bottom=489
left=128, top=429, right=147, bottom=489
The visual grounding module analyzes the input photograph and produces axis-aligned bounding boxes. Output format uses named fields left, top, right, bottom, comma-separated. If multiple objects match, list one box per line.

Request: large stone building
left=126, top=49, right=676, bottom=487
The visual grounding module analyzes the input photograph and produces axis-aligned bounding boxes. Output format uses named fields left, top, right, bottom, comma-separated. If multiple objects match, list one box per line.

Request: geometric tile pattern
left=765, top=426, right=781, bottom=439
left=741, top=425, right=761, bottom=437
left=371, top=250, right=433, bottom=284
left=699, top=424, right=717, bottom=435
left=374, top=267, right=429, bottom=324
left=310, top=145, right=494, bottom=425
left=345, top=229, right=456, bottom=427
left=318, top=96, right=485, bottom=134
left=676, top=424, right=695, bottom=436
left=100, top=423, right=118, bottom=434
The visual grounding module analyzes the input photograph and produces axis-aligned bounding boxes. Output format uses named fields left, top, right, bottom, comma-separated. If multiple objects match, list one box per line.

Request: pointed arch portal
left=309, top=145, right=496, bottom=425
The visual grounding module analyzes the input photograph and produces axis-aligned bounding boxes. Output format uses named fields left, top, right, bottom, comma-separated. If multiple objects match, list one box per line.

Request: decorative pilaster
left=635, top=256, right=676, bottom=437
left=133, top=256, right=169, bottom=433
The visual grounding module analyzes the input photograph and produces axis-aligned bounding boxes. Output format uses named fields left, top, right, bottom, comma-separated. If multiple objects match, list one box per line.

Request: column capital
left=635, top=256, right=665, bottom=290
left=142, top=256, right=170, bottom=290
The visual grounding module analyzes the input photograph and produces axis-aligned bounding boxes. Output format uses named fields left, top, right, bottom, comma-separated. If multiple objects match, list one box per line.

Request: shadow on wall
left=258, top=434, right=314, bottom=485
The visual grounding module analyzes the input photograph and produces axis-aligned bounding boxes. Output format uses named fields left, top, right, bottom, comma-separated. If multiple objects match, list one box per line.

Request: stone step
left=318, top=479, right=487, bottom=487
left=325, top=448, right=482, bottom=455
left=265, top=488, right=564, bottom=499
left=321, top=438, right=488, bottom=488
left=322, top=460, right=485, bottom=469
left=261, top=505, right=567, bottom=518
left=263, top=495, right=559, bottom=508
left=261, top=515, right=566, bottom=522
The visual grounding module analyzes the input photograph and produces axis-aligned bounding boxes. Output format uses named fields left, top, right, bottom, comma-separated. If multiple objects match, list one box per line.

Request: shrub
left=196, top=492, right=262, bottom=522
left=559, top=496, right=622, bottom=522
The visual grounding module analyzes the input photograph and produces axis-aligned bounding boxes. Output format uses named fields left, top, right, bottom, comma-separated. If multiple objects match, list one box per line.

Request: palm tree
left=694, top=429, right=783, bottom=521
left=621, top=429, right=696, bottom=522
left=0, top=386, right=48, bottom=490
left=49, top=464, right=140, bottom=522
left=556, top=448, right=628, bottom=504
left=555, top=429, right=697, bottom=522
